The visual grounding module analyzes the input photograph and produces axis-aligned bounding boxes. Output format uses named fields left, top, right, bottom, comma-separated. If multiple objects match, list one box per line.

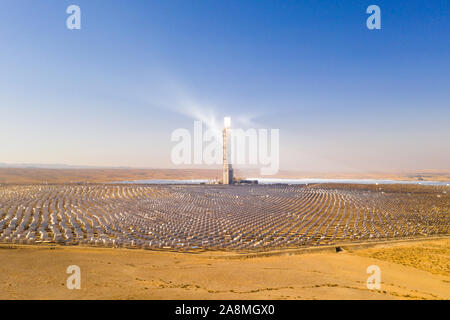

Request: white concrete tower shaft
left=222, top=117, right=233, bottom=184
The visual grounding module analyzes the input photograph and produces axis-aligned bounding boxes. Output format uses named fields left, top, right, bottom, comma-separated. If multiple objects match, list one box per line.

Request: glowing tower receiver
left=222, top=117, right=233, bottom=184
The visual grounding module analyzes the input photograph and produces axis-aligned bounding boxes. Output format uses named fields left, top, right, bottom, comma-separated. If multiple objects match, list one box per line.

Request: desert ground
left=0, top=168, right=449, bottom=184
left=0, top=175, right=448, bottom=300
left=0, top=168, right=222, bottom=184
left=0, top=238, right=448, bottom=300
left=264, top=169, right=450, bottom=182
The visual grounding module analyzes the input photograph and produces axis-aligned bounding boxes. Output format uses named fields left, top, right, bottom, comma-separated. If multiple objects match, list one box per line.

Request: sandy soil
left=241, top=169, right=450, bottom=182
left=0, top=168, right=221, bottom=184
left=0, top=239, right=448, bottom=300
left=1, top=168, right=449, bottom=184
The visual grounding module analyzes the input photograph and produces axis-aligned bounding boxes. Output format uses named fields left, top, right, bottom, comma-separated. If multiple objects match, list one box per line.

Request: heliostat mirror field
left=1, top=184, right=448, bottom=251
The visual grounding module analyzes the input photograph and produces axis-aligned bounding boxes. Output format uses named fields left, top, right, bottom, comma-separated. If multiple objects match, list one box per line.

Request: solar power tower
left=222, top=117, right=234, bottom=184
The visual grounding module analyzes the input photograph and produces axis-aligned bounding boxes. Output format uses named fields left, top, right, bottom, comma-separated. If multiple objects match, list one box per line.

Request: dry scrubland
left=0, top=238, right=449, bottom=299
left=0, top=168, right=449, bottom=184
left=265, top=169, right=450, bottom=182
left=0, top=168, right=222, bottom=184
left=0, top=184, right=448, bottom=250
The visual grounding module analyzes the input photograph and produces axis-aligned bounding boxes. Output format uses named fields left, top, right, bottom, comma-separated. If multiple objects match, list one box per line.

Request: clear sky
left=0, top=0, right=449, bottom=172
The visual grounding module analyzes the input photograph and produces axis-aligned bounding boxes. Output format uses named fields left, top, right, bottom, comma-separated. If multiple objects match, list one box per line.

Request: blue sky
left=0, top=0, right=449, bottom=172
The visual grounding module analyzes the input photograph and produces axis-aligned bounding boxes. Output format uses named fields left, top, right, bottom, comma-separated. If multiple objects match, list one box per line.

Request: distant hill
left=0, top=163, right=96, bottom=169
